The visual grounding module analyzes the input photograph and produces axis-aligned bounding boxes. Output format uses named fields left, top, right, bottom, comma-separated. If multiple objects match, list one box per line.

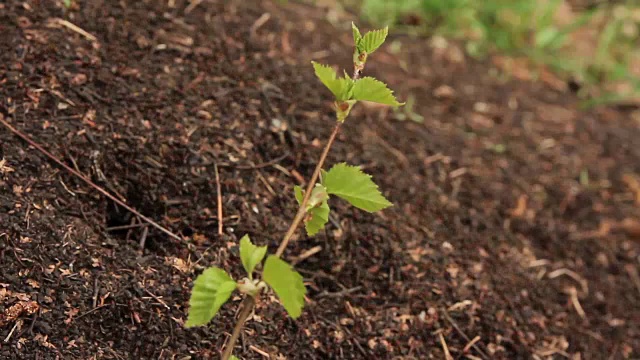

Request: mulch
left=0, top=0, right=639, bottom=359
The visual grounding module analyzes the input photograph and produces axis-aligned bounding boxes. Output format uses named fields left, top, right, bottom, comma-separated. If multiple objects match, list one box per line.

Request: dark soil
left=1, top=0, right=639, bottom=359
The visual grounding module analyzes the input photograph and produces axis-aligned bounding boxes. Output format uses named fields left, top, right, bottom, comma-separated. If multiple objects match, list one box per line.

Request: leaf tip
left=239, top=234, right=267, bottom=277
left=184, top=318, right=198, bottom=328
left=239, top=233, right=250, bottom=245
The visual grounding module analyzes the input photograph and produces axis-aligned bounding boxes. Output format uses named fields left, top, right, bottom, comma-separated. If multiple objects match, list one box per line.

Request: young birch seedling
left=185, top=23, right=403, bottom=360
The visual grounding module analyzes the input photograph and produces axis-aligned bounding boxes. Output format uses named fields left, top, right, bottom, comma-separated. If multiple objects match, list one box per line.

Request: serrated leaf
left=352, top=22, right=362, bottom=44
left=294, top=185, right=331, bottom=236
left=358, top=26, right=388, bottom=54
left=305, top=200, right=330, bottom=236
left=239, top=234, right=267, bottom=278
left=352, top=77, right=403, bottom=107
left=185, top=267, right=236, bottom=327
left=263, top=255, right=306, bottom=319
left=312, top=61, right=353, bottom=101
left=323, top=163, right=393, bottom=212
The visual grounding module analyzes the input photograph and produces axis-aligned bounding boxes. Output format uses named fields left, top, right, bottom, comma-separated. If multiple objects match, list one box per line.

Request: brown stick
left=214, top=163, right=223, bottom=236
left=276, top=67, right=361, bottom=257
left=217, top=154, right=288, bottom=170
left=221, top=296, right=255, bottom=360
left=0, top=117, right=181, bottom=241
left=275, top=122, right=341, bottom=257
left=442, top=310, right=489, bottom=360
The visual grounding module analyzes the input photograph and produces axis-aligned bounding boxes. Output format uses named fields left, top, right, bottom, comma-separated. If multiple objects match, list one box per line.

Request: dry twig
left=442, top=310, right=490, bottom=360
left=47, top=18, right=97, bottom=42
left=438, top=332, right=454, bottom=360
left=214, top=163, right=223, bottom=236
left=0, top=117, right=181, bottom=241
left=291, top=246, right=322, bottom=265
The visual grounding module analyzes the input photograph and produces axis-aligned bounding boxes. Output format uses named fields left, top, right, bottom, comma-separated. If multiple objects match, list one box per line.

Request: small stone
left=441, top=241, right=454, bottom=252
left=433, top=85, right=455, bottom=99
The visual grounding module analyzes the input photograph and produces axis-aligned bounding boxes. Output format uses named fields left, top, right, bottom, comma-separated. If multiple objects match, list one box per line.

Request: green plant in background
left=579, top=5, right=640, bottom=106
left=356, top=0, right=591, bottom=56
left=352, top=0, right=640, bottom=105
left=185, top=23, right=402, bottom=360
left=393, top=94, right=424, bottom=123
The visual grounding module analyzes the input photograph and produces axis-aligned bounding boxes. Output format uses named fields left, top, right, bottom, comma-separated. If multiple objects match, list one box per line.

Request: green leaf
left=294, top=185, right=330, bottom=236
left=294, top=185, right=304, bottom=204
left=357, top=26, right=388, bottom=54
left=310, top=184, right=329, bottom=208
left=63, top=0, right=72, bottom=8
left=352, top=22, right=362, bottom=44
left=352, top=77, right=403, bottom=107
left=239, top=234, right=267, bottom=278
left=535, top=27, right=561, bottom=49
left=229, top=356, right=239, bottom=360
left=263, top=255, right=306, bottom=319
left=295, top=184, right=328, bottom=209
left=320, top=169, right=328, bottom=183
left=323, top=163, right=393, bottom=212
left=185, top=267, right=236, bottom=327
left=312, top=61, right=353, bottom=101
left=335, top=99, right=356, bottom=123
left=305, top=200, right=330, bottom=236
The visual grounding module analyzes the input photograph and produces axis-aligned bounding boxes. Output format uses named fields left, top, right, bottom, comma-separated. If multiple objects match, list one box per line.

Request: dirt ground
left=1, top=0, right=639, bottom=359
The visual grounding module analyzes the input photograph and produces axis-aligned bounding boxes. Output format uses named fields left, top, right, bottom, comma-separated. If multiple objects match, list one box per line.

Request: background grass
left=335, top=0, right=640, bottom=106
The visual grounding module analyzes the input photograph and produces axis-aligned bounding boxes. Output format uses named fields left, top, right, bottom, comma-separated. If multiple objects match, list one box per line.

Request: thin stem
left=221, top=296, right=255, bottom=360
left=275, top=122, right=341, bottom=257
left=275, top=63, right=362, bottom=256
left=219, top=122, right=342, bottom=360
left=353, top=68, right=361, bottom=80
left=214, top=163, right=223, bottom=236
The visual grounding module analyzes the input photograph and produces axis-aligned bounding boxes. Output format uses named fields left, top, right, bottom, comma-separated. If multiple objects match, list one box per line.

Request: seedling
left=185, top=23, right=403, bottom=360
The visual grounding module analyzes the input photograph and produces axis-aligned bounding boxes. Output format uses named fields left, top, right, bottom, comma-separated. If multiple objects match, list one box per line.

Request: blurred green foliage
left=344, top=0, right=640, bottom=105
